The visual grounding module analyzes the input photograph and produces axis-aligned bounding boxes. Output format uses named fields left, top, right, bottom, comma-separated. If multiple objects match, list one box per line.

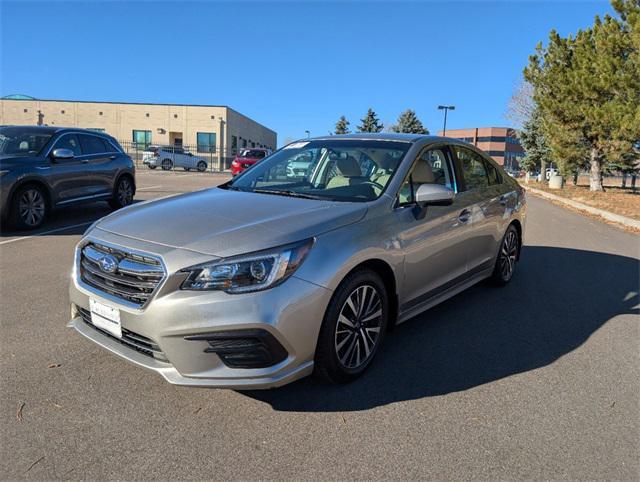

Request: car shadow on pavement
left=242, top=246, right=639, bottom=412
left=0, top=200, right=143, bottom=238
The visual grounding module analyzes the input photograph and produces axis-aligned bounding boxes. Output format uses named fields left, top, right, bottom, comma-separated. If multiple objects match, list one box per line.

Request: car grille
left=78, top=307, right=168, bottom=362
left=79, top=242, right=165, bottom=307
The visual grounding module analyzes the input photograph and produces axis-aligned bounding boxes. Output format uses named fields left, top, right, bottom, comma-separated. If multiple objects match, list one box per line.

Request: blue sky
left=1, top=1, right=613, bottom=144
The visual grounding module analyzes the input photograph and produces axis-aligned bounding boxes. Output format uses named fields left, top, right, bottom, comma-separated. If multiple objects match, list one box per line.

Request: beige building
left=0, top=96, right=277, bottom=157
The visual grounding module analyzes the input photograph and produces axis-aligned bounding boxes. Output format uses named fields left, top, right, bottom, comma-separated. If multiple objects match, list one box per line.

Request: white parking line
left=137, top=185, right=162, bottom=191
left=0, top=221, right=93, bottom=246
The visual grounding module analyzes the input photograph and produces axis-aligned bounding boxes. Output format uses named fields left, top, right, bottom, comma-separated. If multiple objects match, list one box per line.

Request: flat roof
left=1, top=97, right=277, bottom=135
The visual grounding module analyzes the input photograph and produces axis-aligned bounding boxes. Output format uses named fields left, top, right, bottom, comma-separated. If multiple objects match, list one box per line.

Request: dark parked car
left=0, top=126, right=135, bottom=230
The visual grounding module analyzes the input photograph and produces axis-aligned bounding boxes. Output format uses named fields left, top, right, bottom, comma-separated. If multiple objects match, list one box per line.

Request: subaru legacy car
left=0, top=126, right=135, bottom=230
left=69, top=134, right=525, bottom=388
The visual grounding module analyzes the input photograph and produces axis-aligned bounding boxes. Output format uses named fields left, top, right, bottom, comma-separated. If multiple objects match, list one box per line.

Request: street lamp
left=305, top=130, right=310, bottom=139
left=437, top=105, right=455, bottom=136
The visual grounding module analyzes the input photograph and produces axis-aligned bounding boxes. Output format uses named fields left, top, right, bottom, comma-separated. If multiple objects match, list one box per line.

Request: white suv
left=142, top=146, right=208, bottom=172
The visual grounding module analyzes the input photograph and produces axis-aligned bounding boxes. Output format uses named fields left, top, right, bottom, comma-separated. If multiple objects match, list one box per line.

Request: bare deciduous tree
left=505, top=79, right=535, bottom=128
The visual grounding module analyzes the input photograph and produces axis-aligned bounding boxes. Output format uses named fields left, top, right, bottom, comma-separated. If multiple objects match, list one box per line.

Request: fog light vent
left=185, top=329, right=288, bottom=369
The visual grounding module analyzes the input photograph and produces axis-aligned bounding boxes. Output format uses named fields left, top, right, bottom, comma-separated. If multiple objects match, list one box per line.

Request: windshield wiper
left=251, top=188, right=327, bottom=200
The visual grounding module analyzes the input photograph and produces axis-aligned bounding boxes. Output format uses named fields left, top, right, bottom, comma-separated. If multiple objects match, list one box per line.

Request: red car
left=230, top=148, right=271, bottom=176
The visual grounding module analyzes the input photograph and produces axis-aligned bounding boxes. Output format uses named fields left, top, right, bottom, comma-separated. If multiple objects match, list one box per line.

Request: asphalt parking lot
left=1, top=170, right=638, bottom=479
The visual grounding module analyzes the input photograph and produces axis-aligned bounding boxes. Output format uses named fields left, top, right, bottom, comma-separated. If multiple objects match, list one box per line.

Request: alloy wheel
left=18, top=189, right=46, bottom=227
left=499, top=229, right=518, bottom=281
left=117, top=178, right=133, bottom=206
left=335, top=284, right=383, bottom=369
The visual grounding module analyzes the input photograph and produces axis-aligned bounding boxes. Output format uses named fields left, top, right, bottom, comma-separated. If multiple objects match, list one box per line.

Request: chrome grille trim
left=79, top=241, right=166, bottom=308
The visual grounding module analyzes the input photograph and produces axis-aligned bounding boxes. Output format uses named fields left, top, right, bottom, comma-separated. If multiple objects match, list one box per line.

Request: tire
left=108, top=176, right=134, bottom=210
left=148, top=165, right=157, bottom=170
left=491, top=224, right=520, bottom=286
left=314, top=269, right=389, bottom=384
left=9, top=184, right=48, bottom=230
left=161, top=159, right=173, bottom=171
left=197, top=161, right=207, bottom=172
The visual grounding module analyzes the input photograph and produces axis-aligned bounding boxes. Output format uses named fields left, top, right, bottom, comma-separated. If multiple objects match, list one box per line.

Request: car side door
left=393, top=145, right=473, bottom=311
left=47, top=133, right=94, bottom=204
left=78, top=134, right=118, bottom=196
left=450, top=145, right=504, bottom=274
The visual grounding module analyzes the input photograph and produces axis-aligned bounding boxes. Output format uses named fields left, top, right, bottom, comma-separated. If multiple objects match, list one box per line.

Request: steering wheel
left=362, top=180, right=385, bottom=190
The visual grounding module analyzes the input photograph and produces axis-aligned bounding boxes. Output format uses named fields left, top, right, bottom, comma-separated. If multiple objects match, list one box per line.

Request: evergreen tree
left=390, top=109, right=429, bottom=134
left=334, top=115, right=350, bottom=135
left=525, top=0, right=640, bottom=191
left=357, top=108, right=384, bottom=133
left=518, top=108, right=550, bottom=174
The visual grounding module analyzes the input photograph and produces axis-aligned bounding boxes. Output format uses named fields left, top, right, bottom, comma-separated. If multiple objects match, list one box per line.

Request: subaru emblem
left=98, top=254, right=118, bottom=274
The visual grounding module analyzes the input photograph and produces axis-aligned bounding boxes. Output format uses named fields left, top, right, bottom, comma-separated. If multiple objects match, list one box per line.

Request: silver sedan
left=69, top=133, right=526, bottom=388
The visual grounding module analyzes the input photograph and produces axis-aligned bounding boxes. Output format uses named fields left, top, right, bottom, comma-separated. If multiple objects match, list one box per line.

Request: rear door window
left=79, top=134, right=109, bottom=155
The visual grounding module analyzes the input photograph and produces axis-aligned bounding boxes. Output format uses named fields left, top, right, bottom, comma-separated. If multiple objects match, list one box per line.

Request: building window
left=132, top=130, right=152, bottom=149
left=99, top=111, right=103, bottom=115
left=196, top=132, right=216, bottom=153
left=146, top=113, right=150, bottom=117
left=23, top=108, right=28, bottom=113
left=242, top=139, right=247, bottom=148
left=174, top=114, right=178, bottom=119
left=61, top=110, right=65, bottom=114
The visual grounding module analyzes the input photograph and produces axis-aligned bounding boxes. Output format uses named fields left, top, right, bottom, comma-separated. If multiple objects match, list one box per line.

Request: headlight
left=180, top=238, right=314, bottom=293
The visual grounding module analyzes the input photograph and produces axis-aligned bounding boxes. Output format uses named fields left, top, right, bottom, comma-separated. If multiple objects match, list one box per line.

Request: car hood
left=94, top=187, right=367, bottom=258
left=0, top=155, right=42, bottom=168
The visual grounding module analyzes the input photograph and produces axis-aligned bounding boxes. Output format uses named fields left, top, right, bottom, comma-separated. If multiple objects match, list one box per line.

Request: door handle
left=109, top=155, right=116, bottom=160
left=81, top=159, right=89, bottom=164
left=458, top=209, right=471, bottom=223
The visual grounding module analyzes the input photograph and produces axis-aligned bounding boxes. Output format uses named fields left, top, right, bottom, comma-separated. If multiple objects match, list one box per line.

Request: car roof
left=0, top=125, right=115, bottom=138
left=301, top=133, right=461, bottom=144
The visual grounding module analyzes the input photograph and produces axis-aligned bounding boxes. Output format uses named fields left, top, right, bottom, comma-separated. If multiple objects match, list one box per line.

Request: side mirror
left=52, top=148, right=74, bottom=160
left=413, top=184, right=454, bottom=219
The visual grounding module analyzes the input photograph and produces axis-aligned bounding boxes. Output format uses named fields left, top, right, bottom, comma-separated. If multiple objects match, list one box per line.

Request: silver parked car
left=69, top=134, right=526, bottom=388
left=142, top=145, right=208, bottom=172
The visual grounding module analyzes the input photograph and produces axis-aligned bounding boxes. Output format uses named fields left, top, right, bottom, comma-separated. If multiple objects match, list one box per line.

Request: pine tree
left=518, top=108, right=550, bottom=174
left=334, top=115, right=350, bottom=135
left=525, top=1, right=640, bottom=191
left=390, top=109, right=429, bottom=134
left=357, top=108, right=384, bottom=133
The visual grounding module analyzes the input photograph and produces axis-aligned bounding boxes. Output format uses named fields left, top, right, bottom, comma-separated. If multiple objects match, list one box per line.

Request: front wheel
left=491, top=224, right=520, bottom=285
left=161, top=159, right=173, bottom=171
left=108, top=176, right=134, bottom=209
left=314, top=269, right=388, bottom=384
left=10, top=185, right=48, bottom=230
left=197, top=161, right=207, bottom=172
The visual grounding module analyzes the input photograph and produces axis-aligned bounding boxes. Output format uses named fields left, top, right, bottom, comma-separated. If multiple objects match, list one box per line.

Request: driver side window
left=53, top=134, right=82, bottom=157
left=398, top=148, right=454, bottom=205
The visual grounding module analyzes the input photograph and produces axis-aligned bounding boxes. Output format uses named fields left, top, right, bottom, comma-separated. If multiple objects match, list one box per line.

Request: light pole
left=437, top=105, right=455, bottom=136
left=305, top=130, right=310, bottom=139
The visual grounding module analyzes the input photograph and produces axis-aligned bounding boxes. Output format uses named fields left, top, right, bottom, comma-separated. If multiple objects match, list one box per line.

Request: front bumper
left=69, top=236, right=333, bottom=389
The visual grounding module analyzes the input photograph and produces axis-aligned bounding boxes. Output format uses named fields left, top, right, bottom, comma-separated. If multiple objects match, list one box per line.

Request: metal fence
left=119, top=141, right=238, bottom=173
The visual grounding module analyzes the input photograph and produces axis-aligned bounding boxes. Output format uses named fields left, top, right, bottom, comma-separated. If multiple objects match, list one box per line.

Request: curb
left=522, top=185, right=640, bottom=230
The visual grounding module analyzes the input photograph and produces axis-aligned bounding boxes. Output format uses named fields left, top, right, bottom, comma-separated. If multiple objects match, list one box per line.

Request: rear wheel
left=108, top=176, right=134, bottom=210
left=197, top=161, right=207, bottom=172
left=161, top=159, right=173, bottom=171
left=10, top=184, right=48, bottom=230
left=314, top=269, right=388, bottom=384
left=491, top=224, right=520, bottom=285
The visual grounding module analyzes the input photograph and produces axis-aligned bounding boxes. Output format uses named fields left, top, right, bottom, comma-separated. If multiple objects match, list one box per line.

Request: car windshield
left=0, top=127, right=53, bottom=157
left=239, top=149, right=265, bottom=158
left=225, top=139, right=411, bottom=202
